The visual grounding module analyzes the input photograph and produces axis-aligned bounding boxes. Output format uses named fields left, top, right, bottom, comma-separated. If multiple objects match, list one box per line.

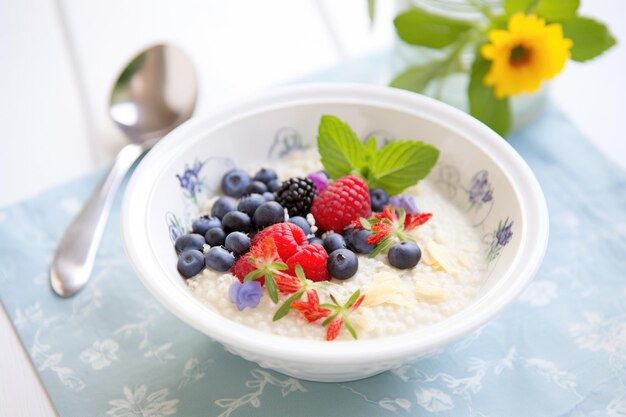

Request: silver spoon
left=50, top=44, right=197, bottom=297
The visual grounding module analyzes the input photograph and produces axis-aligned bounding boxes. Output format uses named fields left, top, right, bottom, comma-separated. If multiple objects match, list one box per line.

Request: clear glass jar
left=392, top=0, right=547, bottom=131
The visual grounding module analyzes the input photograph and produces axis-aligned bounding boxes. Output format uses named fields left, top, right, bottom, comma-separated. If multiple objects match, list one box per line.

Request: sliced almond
left=361, top=272, right=411, bottom=307
left=415, top=283, right=448, bottom=303
left=425, top=241, right=456, bottom=273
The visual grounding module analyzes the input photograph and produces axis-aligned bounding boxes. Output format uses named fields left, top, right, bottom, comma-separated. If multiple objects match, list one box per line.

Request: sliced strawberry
left=252, top=222, right=307, bottom=261
left=231, top=236, right=283, bottom=286
left=231, top=253, right=261, bottom=284
left=286, top=244, right=329, bottom=282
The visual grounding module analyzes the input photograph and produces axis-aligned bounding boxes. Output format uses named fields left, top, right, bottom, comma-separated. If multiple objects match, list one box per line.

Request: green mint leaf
left=359, top=218, right=372, bottom=230
left=369, top=140, right=440, bottom=195
left=468, top=53, right=511, bottom=136
left=265, top=277, right=279, bottom=303
left=364, top=136, right=377, bottom=159
left=317, top=115, right=366, bottom=180
left=504, top=0, right=538, bottom=15
left=273, top=290, right=304, bottom=321
left=559, top=17, right=617, bottom=62
left=344, top=319, right=358, bottom=340
left=536, top=0, right=579, bottom=20
left=394, top=7, right=474, bottom=49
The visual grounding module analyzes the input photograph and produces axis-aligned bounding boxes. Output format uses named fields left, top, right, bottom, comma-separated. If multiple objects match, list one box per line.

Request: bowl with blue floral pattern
left=121, top=83, right=548, bottom=382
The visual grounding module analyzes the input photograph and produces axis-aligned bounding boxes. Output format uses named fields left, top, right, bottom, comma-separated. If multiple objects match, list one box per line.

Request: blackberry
left=276, top=177, right=317, bottom=217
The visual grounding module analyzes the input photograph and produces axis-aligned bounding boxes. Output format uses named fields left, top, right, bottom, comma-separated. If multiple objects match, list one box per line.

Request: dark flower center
left=510, top=44, right=531, bottom=66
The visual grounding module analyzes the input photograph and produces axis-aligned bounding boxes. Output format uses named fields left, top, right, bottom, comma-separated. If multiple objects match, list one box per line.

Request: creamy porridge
left=184, top=148, right=487, bottom=340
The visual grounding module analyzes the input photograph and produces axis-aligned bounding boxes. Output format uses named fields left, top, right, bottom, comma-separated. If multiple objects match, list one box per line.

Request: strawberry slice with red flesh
left=231, top=236, right=283, bottom=285
left=286, top=243, right=329, bottom=282
left=252, top=222, right=307, bottom=261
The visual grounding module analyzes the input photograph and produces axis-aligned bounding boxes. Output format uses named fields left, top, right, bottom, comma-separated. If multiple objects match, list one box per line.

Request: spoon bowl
left=50, top=44, right=197, bottom=297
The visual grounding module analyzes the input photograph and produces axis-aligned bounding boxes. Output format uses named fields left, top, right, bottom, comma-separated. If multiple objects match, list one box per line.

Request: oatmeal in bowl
left=121, top=84, right=548, bottom=381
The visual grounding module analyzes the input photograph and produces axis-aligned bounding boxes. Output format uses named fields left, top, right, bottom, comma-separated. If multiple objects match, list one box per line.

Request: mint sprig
left=317, top=115, right=440, bottom=195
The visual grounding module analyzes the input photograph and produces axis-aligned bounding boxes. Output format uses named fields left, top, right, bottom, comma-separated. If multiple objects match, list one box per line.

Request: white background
left=1, top=1, right=624, bottom=415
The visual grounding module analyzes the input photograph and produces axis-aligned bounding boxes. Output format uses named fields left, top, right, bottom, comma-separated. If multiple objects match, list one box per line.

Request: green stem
left=466, top=0, right=495, bottom=20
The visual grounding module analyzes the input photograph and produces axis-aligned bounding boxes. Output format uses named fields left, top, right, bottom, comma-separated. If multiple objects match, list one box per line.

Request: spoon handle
left=50, top=143, right=143, bottom=297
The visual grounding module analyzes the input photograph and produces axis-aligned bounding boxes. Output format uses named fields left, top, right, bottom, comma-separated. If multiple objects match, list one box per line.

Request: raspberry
left=252, top=222, right=307, bottom=261
left=286, top=244, right=329, bottom=282
left=310, top=175, right=371, bottom=233
left=276, top=177, right=317, bottom=217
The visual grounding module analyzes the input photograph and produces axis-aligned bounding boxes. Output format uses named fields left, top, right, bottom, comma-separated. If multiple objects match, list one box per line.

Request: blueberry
left=205, top=247, right=235, bottom=272
left=225, top=232, right=251, bottom=256
left=191, top=215, right=221, bottom=235
left=245, top=180, right=268, bottom=195
left=308, top=237, right=324, bottom=245
left=253, top=201, right=285, bottom=229
left=350, top=229, right=376, bottom=254
left=238, top=193, right=265, bottom=217
left=267, top=179, right=283, bottom=193
left=288, top=216, right=311, bottom=235
left=222, top=211, right=252, bottom=234
left=370, top=188, right=389, bottom=212
left=174, top=234, right=205, bottom=254
left=253, top=168, right=278, bottom=185
left=211, top=197, right=237, bottom=220
left=323, top=233, right=346, bottom=254
left=388, top=241, right=421, bottom=269
left=327, top=249, right=358, bottom=280
left=177, top=250, right=205, bottom=278
left=262, top=192, right=276, bottom=201
left=205, top=227, right=226, bottom=246
left=222, top=168, right=251, bottom=198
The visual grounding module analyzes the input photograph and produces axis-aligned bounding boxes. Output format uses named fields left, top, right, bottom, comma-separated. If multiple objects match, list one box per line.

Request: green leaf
left=271, top=262, right=288, bottom=271
left=560, top=17, right=617, bottom=62
left=536, top=0, right=579, bottom=20
left=317, top=115, right=366, bottom=180
left=295, top=264, right=306, bottom=281
left=244, top=269, right=264, bottom=282
left=344, top=319, right=358, bottom=340
left=344, top=289, right=361, bottom=309
left=322, top=312, right=339, bottom=326
left=359, top=218, right=372, bottom=230
left=389, top=60, right=446, bottom=94
left=368, top=236, right=394, bottom=258
left=468, top=54, right=511, bottom=137
left=369, top=140, right=440, bottom=195
left=394, top=7, right=474, bottom=48
left=367, top=0, right=375, bottom=26
left=265, top=277, right=278, bottom=303
left=504, top=0, right=538, bottom=15
left=273, top=290, right=304, bottom=321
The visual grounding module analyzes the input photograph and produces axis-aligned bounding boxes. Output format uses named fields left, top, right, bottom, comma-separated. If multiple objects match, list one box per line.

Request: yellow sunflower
left=481, top=13, right=573, bottom=99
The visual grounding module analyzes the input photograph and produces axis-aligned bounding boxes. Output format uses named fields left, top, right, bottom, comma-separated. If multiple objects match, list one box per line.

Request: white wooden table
left=1, top=1, right=624, bottom=415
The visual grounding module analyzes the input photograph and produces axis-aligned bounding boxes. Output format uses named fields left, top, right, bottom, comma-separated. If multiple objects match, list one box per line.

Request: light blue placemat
left=2, top=99, right=626, bottom=416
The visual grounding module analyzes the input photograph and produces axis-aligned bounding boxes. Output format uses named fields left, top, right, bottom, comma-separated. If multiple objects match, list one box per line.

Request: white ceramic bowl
left=121, top=84, right=548, bottom=382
